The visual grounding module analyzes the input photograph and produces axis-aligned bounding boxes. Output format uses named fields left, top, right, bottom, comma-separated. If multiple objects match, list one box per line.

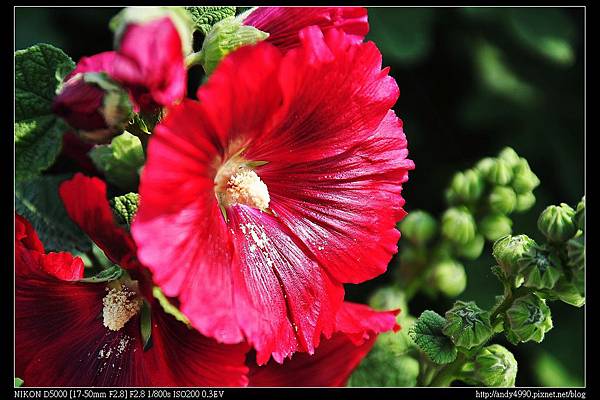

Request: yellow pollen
left=102, top=287, right=142, bottom=331
left=225, top=169, right=270, bottom=210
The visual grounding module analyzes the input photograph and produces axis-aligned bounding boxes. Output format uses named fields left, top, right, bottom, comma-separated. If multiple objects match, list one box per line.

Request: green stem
left=429, top=352, right=467, bottom=387
left=185, top=51, right=204, bottom=69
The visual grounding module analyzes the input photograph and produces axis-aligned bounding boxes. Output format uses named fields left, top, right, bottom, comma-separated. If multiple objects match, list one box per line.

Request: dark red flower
left=15, top=175, right=249, bottom=387
left=57, top=16, right=185, bottom=118
left=110, top=16, right=186, bottom=110
left=248, top=302, right=400, bottom=387
left=58, top=132, right=101, bottom=176
left=243, top=7, right=369, bottom=52
left=52, top=76, right=107, bottom=131
left=132, top=27, right=414, bottom=364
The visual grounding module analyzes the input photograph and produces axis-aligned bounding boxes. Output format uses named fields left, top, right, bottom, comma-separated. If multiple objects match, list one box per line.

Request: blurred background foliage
left=15, top=6, right=584, bottom=387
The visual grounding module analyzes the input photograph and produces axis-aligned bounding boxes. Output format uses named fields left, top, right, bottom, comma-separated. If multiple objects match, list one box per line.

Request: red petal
left=41, top=252, right=85, bottom=281
left=15, top=214, right=44, bottom=253
left=59, top=173, right=138, bottom=269
left=134, top=28, right=412, bottom=362
left=228, top=206, right=343, bottom=364
left=144, top=308, right=250, bottom=386
left=16, top=260, right=110, bottom=380
left=69, top=51, right=118, bottom=78
left=334, top=302, right=400, bottom=345
left=112, top=17, right=186, bottom=107
left=248, top=302, right=398, bottom=387
left=244, top=7, right=368, bottom=52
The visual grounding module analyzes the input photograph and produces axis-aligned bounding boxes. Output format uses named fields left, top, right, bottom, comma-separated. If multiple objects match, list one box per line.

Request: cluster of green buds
left=397, top=147, right=540, bottom=299
left=401, top=195, right=584, bottom=387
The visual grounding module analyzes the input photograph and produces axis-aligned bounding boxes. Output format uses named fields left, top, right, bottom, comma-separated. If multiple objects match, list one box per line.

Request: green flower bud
left=504, top=294, right=553, bottom=344
left=399, top=245, right=427, bottom=268
left=492, top=234, right=537, bottom=278
left=519, top=245, right=562, bottom=290
left=348, top=343, right=419, bottom=387
left=488, top=186, right=517, bottom=214
left=457, top=234, right=485, bottom=260
left=538, top=203, right=577, bottom=243
left=511, top=159, right=540, bottom=194
left=566, top=235, right=585, bottom=271
left=446, top=169, right=484, bottom=205
left=110, top=7, right=195, bottom=55
left=480, top=214, right=513, bottom=241
left=442, top=207, right=476, bottom=245
left=432, top=259, right=467, bottom=297
left=199, top=16, right=269, bottom=74
left=443, top=301, right=493, bottom=349
left=498, top=147, right=521, bottom=169
left=475, top=157, right=496, bottom=176
left=485, top=159, right=513, bottom=186
left=461, top=344, right=517, bottom=387
left=515, top=192, right=536, bottom=212
left=573, top=197, right=585, bottom=231
left=369, top=287, right=407, bottom=313
left=398, top=210, right=438, bottom=245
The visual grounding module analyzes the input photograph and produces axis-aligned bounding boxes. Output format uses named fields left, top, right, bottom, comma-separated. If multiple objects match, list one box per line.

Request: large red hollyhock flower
left=248, top=302, right=400, bottom=387
left=242, top=7, right=369, bottom=52
left=15, top=176, right=248, bottom=387
left=132, top=26, right=414, bottom=365
left=56, top=16, right=185, bottom=116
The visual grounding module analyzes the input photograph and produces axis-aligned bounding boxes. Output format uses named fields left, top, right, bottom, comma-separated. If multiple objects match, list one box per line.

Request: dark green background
left=15, top=6, right=585, bottom=387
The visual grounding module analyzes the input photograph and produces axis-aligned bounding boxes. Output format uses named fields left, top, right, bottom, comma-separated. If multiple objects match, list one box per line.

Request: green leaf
left=79, top=264, right=124, bottom=283
left=185, top=6, right=236, bottom=35
left=14, top=377, right=24, bottom=387
left=367, top=8, right=435, bottom=65
left=110, top=193, right=140, bottom=227
left=15, top=44, right=75, bottom=181
left=533, top=350, right=582, bottom=387
left=409, top=310, right=458, bottom=364
left=89, top=131, right=145, bottom=192
left=15, top=174, right=92, bottom=252
left=507, top=8, right=576, bottom=66
left=140, top=300, right=152, bottom=351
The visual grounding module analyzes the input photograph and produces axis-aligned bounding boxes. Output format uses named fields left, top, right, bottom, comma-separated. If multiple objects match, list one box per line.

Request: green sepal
left=79, top=264, right=124, bottom=283
left=504, top=293, right=553, bottom=344
left=153, top=287, right=191, bottom=326
left=14, top=378, right=24, bottom=388
left=518, top=245, right=562, bottom=290
left=443, top=301, right=493, bottom=349
left=460, top=344, right=517, bottom=387
left=537, top=203, right=577, bottom=243
left=198, top=16, right=269, bottom=74
left=140, top=300, right=153, bottom=351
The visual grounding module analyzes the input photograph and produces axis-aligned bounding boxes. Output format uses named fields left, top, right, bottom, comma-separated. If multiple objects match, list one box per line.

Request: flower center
left=225, top=168, right=270, bottom=210
left=102, top=286, right=142, bottom=331
left=215, top=154, right=270, bottom=212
